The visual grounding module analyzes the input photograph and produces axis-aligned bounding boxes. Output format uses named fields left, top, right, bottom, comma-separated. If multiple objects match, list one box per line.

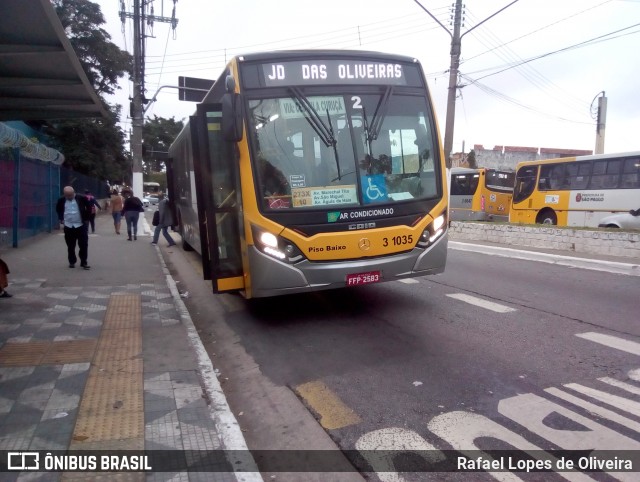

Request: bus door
left=195, top=103, right=244, bottom=293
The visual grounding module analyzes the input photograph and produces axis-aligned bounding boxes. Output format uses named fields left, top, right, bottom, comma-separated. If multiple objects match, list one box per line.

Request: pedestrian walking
left=121, top=189, right=145, bottom=241
left=109, top=189, right=124, bottom=234
left=55, top=186, right=92, bottom=269
left=0, top=257, right=11, bottom=298
left=84, top=190, right=102, bottom=233
left=151, top=193, right=177, bottom=247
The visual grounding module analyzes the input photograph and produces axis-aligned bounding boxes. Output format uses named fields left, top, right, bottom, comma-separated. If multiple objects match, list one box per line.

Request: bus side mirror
left=222, top=93, right=243, bottom=142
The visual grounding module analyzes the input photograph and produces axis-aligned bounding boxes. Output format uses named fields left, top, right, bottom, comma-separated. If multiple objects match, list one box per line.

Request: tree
left=466, top=149, right=477, bottom=169
left=48, top=104, right=131, bottom=183
left=143, top=116, right=184, bottom=174
left=47, top=0, right=133, bottom=182
left=52, top=0, right=132, bottom=96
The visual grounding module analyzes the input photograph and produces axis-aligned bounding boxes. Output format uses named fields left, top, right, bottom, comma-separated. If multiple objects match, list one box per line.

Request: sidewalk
left=0, top=211, right=261, bottom=481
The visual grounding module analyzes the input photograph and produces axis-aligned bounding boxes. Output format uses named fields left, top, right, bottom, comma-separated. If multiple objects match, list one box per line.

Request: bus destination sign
left=261, top=59, right=411, bottom=87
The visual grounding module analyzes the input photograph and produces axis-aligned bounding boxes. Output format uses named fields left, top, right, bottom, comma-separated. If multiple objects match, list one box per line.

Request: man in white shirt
left=55, top=186, right=92, bottom=269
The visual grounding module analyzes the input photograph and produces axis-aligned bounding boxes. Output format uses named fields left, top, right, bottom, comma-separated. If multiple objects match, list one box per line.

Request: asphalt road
left=162, top=237, right=640, bottom=482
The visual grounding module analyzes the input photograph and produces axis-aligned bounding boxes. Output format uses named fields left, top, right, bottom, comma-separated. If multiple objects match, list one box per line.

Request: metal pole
left=443, top=0, right=463, bottom=168
left=594, top=93, right=607, bottom=154
left=12, top=149, right=20, bottom=248
left=131, top=0, right=144, bottom=198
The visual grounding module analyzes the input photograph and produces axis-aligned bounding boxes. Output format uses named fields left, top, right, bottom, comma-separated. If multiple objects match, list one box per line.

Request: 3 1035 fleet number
left=382, top=235, right=413, bottom=247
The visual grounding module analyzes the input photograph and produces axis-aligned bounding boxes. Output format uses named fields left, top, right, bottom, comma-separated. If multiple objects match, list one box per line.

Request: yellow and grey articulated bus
left=168, top=50, right=448, bottom=298
left=510, top=151, right=640, bottom=226
left=449, top=167, right=514, bottom=222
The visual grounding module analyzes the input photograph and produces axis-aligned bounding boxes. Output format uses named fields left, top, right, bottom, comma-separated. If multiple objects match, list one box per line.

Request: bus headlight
left=432, top=213, right=445, bottom=232
left=252, top=225, right=304, bottom=264
left=417, top=212, right=447, bottom=248
left=259, top=232, right=278, bottom=248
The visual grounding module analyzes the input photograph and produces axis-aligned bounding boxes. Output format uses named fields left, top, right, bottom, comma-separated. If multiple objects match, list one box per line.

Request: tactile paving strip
left=41, top=339, right=98, bottom=365
left=0, top=339, right=96, bottom=366
left=70, top=294, right=144, bottom=447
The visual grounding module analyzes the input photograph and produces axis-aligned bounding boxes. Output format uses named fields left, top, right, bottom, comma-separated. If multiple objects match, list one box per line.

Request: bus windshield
left=450, top=172, right=480, bottom=196
left=247, top=91, right=439, bottom=210
left=485, top=169, right=515, bottom=192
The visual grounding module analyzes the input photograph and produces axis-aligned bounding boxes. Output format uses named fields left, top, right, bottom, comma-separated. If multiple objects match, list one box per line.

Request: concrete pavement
left=0, top=210, right=261, bottom=481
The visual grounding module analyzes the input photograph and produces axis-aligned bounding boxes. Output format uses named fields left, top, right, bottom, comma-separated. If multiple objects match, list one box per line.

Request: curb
left=152, top=242, right=263, bottom=482
left=449, top=241, right=640, bottom=277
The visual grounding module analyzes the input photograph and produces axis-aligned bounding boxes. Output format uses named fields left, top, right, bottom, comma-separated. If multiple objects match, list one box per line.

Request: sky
left=97, top=0, right=640, bottom=155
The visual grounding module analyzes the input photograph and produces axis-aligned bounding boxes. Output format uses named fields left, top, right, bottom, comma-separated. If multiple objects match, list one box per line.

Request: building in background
left=453, top=145, right=593, bottom=170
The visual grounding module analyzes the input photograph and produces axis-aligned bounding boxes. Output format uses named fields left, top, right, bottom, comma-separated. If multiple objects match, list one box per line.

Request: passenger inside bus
left=258, top=154, right=290, bottom=209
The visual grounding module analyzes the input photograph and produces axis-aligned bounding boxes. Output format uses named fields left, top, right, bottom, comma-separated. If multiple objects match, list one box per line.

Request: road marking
left=398, top=278, right=419, bottom=284
left=295, top=380, right=361, bottom=430
left=575, top=332, right=640, bottom=356
left=446, top=293, right=516, bottom=313
left=355, top=428, right=443, bottom=482
left=545, top=386, right=640, bottom=434
left=499, top=393, right=640, bottom=482
left=563, top=383, right=640, bottom=417
left=449, top=241, right=640, bottom=277
left=598, top=377, right=640, bottom=396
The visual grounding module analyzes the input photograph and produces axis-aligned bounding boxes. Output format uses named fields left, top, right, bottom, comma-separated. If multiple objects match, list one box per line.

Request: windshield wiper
left=289, top=86, right=343, bottom=180
left=323, top=108, right=343, bottom=180
left=364, top=86, right=393, bottom=149
left=289, top=87, right=334, bottom=146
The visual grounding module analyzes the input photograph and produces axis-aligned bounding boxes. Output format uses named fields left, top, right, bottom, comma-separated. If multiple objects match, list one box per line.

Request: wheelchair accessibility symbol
left=362, top=175, right=387, bottom=204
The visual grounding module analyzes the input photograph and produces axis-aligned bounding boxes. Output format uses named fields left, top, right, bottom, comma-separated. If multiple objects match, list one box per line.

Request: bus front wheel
left=536, top=209, right=557, bottom=225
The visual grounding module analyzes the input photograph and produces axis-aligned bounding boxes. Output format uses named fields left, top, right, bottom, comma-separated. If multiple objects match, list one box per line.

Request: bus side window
left=549, top=164, right=570, bottom=190
left=621, top=158, right=640, bottom=189
left=589, top=160, right=607, bottom=189
left=603, top=159, right=622, bottom=188
left=566, top=163, right=588, bottom=189
left=590, top=159, right=622, bottom=189
left=538, top=165, right=553, bottom=190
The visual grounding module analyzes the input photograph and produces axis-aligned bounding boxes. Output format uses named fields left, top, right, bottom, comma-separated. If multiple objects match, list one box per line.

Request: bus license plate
left=346, top=271, right=381, bottom=286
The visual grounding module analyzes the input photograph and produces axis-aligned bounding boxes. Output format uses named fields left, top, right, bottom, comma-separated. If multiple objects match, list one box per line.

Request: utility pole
left=594, top=91, right=607, bottom=154
left=131, top=0, right=143, bottom=197
left=413, top=0, right=519, bottom=167
left=444, top=0, right=463, bottom=167
left=120, top=0, right=178, bottom=197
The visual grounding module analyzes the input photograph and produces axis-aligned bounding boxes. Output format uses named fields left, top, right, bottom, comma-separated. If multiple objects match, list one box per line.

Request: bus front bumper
left=246, top=233, right=448, bottom=298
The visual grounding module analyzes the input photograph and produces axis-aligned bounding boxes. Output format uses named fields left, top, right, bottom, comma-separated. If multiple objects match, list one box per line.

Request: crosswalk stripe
left=446, top=293, right=516, bottom=313
left=598, top=377, right=640, bottom=396
left=575, top=332, right=640, bottom=356
left=564, top=383, right=640, bottom=417
left=545, top=387, right=640, bottom=434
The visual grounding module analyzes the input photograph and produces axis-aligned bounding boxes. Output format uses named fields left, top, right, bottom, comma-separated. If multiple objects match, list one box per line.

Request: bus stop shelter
left=0, top=0, right=107, bottom=121
left=1, top=0, right=108, bottom=247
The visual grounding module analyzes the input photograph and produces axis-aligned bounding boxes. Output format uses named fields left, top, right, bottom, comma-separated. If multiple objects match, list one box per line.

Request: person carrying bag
left=151, top=193, right=177, bottom=247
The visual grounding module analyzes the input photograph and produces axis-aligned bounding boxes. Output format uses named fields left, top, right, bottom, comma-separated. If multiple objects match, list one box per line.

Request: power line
left=464, top=22, right=640, bottom=84
left=461, top=74, right=594, bottom=125
left=143, top=14, right=449, bottom=69
left=463, top=8, right=590, bottom=116
left=461, top=0, right=613, bottom=65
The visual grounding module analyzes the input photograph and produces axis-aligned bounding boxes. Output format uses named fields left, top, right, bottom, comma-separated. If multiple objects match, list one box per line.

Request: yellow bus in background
left=510, top=151, right=640, bottom=226
left=168, top=50, right=448, bottom=299
left=449, top=167, right=514, bottom=222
